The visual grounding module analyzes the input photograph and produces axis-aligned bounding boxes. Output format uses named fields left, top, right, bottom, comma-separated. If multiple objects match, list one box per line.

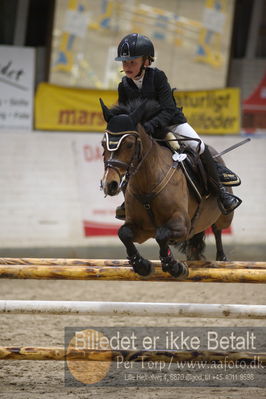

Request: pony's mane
left=110, top=99, right=160, bottom=123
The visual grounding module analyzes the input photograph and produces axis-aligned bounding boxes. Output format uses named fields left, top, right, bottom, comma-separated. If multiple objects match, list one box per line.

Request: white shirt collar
left=132, top=71, right=145, bottom=89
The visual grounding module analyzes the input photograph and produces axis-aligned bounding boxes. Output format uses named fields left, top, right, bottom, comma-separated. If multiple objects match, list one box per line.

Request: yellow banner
left=35, top=83, right=117, bottom=131
left=174, top=88, right=240, bottom=134
left=35, top=83, right=240, bottom=134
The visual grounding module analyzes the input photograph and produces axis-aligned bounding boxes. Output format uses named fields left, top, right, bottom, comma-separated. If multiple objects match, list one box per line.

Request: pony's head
left=100, top=98, right=159, bottom=196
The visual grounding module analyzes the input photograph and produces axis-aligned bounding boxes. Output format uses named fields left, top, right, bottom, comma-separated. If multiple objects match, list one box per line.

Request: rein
left=130, top=133, right=153, bottom=177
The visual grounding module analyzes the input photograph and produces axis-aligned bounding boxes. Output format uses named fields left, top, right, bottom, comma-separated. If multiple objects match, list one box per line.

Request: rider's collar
left=133, top=70, right=145, bottom=89
left=104, top=130, right=138, bottom=151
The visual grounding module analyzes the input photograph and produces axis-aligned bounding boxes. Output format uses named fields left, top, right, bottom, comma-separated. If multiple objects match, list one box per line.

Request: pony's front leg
left=156, top=224, right=189, bottom=279
left=118, top=223, right=154, bottom=276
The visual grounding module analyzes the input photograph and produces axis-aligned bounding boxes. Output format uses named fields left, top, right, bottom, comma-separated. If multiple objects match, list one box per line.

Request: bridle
left=103, top=130, right=153, bottom=189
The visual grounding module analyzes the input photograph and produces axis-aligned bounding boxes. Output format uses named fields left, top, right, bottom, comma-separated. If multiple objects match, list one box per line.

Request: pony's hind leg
left=156, top=226, right=188, bottom=279
left=211, top=223, right=227, bottom=261
left=118, top=223, right=154, bottom=276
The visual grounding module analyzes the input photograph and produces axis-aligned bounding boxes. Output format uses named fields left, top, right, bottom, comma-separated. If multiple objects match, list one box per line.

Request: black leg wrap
left=160, top=252, right=189, bottom=279
left=128, top=254, right=153, bottom=277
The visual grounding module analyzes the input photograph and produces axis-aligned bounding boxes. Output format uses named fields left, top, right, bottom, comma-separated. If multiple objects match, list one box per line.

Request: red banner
left=243, top=73, right=266, bottom=132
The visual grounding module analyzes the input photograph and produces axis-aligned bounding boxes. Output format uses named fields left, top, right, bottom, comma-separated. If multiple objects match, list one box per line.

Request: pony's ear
left=130, top=99, right=148, bottom=124
left=99, top=98, right=113, bottom=122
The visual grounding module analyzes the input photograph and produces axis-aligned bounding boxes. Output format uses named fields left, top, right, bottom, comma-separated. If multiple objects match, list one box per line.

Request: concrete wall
left=228, top=58, right=266, bottom=100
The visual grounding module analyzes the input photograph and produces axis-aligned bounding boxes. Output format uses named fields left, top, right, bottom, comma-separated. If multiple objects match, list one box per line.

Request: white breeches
left=173, top=122, right=205, bottom=154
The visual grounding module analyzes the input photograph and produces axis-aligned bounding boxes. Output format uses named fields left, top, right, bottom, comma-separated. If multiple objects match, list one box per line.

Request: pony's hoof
left=170, top=262, right=189, bottom=279
left=128, top=255, right=153, bottom=276
left=216, top=254, right=227, bottom=261
left=161, top=255, right=189, bottom=279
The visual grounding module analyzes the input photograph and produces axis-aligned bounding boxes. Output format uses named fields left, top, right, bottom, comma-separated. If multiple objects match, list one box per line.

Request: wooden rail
left=0, top=262, right=266, bottom=283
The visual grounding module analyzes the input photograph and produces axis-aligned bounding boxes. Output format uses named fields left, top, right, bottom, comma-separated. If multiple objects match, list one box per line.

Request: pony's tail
left=175, top=231, right=206, bottom=260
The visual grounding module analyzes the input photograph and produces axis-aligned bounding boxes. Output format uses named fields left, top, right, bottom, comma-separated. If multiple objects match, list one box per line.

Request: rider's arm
left=143, top=69, right=186, bottom=138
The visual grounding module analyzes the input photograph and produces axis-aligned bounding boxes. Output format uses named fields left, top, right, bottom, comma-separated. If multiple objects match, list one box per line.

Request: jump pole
left=1, top=258, right=266, bottom=269
left=0, top=347, right=265, bottom=363
left=0, top=263, right=266, bottom=283
left=1, top=300, right=266, bottom=319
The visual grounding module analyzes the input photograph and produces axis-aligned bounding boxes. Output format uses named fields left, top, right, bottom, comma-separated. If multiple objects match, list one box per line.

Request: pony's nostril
left=108, top=181, right=119, bottom=195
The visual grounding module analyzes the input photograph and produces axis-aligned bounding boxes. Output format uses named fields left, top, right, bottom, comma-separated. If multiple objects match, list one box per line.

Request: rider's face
left=122, top=57, right=148, bottom=79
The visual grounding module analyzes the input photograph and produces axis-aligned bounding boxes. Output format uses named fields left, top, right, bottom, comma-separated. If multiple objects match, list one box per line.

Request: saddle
left=175, top=147, right=241, bottom=202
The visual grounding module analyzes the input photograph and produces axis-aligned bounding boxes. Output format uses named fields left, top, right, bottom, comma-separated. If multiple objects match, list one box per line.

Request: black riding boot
left=115, top=183, right=127, bottom=220
left=200, top=146, right=242, bottom=215
left=116, top=202, right=125, bottom=220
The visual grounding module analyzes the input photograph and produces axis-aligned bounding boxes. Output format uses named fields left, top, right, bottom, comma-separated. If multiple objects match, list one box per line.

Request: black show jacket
left=118, top=67, right=187, bottom=138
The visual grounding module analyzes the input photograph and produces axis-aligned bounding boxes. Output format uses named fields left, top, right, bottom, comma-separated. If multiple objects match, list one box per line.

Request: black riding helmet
left=115, top=33, right=154, bottom=61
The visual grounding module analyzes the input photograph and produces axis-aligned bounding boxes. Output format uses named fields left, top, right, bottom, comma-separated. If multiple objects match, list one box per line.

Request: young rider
left=114, top=33, right=241, bottom=219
